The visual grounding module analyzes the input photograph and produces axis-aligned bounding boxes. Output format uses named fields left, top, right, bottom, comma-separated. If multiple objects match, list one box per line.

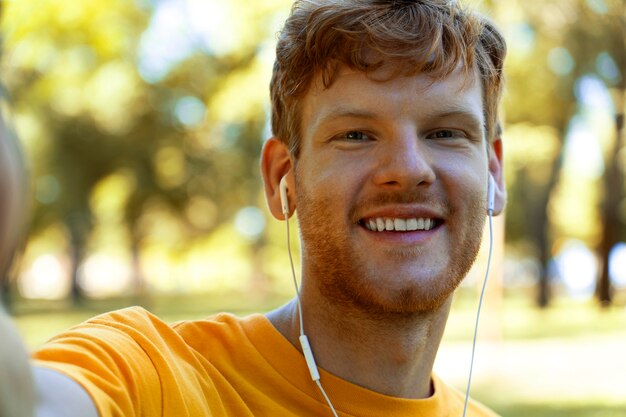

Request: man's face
left=293, top=65, right=494, bottom=314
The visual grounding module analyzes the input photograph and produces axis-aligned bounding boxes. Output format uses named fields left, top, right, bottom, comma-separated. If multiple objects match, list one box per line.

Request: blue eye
left=334, top=131, right=372, bottom=142
left=426, top=129, right=471, bottom=139
left=344, top=131, right=369, bottom=140
left=430, top=130, right=454, bottom=139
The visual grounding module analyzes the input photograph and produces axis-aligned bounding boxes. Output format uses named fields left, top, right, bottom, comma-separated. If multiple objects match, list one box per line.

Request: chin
left=319, top=268, right=464, bottom=316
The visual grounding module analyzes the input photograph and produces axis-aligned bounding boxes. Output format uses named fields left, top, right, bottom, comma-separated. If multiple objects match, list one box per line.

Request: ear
left=261, top=137, right=294, bottom=220
left=488, top=137, right=506, bottom=216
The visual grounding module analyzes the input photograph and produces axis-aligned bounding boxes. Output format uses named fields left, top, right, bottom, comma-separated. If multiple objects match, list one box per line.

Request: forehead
left=300, top=64, right=484, bottom=138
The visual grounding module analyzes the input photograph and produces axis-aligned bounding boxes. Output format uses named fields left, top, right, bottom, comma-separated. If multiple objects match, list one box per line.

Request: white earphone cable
left=285, top=215, right=339, bottom=417
left=285, top=215, right=305, bottom=336
left=461, top=208, right=494, bottom=417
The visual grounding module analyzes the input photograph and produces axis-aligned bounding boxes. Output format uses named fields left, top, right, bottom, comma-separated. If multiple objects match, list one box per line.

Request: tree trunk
left=67, top=212, right=90, bottom=306
left=597, top=89, right=624, bottom=307
left=130, top=236, right=150, bottom=308
left=68, top=233, right=85, bottom=305
left=535, top=134, right=567, bottom=308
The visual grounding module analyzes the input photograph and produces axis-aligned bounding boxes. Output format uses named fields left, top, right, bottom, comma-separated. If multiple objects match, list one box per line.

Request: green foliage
left=1, top=0, right=624, bottom=306
left=1, top=0, right=293, bottom=300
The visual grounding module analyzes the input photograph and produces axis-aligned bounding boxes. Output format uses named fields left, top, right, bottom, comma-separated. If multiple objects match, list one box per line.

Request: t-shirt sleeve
left=32, top=307, right=173, bottom=417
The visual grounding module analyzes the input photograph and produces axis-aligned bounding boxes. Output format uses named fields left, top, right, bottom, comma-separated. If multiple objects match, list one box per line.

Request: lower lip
left=359, top=223, right=442, bottom=245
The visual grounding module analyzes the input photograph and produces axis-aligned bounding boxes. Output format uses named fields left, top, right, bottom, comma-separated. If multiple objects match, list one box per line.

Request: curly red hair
left=270, top=0, right=506, bottom=156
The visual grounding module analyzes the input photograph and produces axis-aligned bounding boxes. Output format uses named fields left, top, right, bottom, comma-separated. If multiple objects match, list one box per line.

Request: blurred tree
left=1, top=0, right=150, bottom=303
left=497, top=0, right=578, bottom=307
left=540, top=0, right=625, bottom=306
left=14, top=0, right=621, bottom=310
left=562, top=0, right=626, bottom=306
left=1, top=0, right=287, bottom=303
left=498, top=0, right=624, bottom=307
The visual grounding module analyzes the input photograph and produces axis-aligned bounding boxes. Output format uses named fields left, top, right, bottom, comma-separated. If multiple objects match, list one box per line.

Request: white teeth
left=394, top=218, right=407, bottom=231
left=363, top=217, right=436, bottom=232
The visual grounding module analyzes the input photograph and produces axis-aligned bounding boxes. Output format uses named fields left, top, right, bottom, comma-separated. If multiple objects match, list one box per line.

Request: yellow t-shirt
left=33, top=307, right=499, bottom=417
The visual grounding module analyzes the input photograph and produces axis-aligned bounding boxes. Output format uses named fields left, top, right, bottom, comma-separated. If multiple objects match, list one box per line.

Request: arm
left=0, top=310, right=34, bottom=417
left=0, top=310, right=98, bottom=417
left=0, top=71, right=34, bottom=417
left=33, top=367, right=97, bottom=417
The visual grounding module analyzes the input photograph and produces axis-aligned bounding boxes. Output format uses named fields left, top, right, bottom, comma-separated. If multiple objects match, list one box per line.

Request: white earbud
left=279, top=176, right=289, bottom=217
left=487, top=174, right=495, bottom=213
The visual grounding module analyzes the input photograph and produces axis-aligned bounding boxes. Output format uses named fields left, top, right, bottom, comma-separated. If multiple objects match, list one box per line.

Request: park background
left=0, top=0, right=625, bottom=415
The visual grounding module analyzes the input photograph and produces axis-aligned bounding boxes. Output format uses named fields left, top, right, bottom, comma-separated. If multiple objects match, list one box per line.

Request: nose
left=371, top=132, right=436, bottom=190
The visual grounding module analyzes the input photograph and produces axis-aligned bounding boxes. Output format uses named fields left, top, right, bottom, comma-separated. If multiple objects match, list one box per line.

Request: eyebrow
left=426, top=109, right=484, bottom=130
left=311, top=107, right=379, bottom=129
left=312, top=106, right=484, bottom=132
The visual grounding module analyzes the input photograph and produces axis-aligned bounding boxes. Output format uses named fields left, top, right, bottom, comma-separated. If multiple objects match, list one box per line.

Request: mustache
left=350, top=190, right=452, bottom=219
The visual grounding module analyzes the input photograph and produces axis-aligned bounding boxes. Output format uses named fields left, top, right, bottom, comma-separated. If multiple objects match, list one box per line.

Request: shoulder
left=32, top=307, right=247, bottom=417
left=34, top=306, right=177, bottom=355
left=172, top=312, right=265, bottom=352
left=32, top=307, right=169, bottom=417
left=35, top=308, right=261, bottom=359
left=85, top=305, right=169, bottom=330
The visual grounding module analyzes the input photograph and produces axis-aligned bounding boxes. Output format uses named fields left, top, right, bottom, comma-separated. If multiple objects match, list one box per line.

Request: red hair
left=270, top=0, right=507, bottom=155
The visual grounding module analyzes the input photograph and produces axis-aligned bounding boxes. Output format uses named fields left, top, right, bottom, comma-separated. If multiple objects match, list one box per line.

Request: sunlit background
left=1, top=0, right=625, bottom=416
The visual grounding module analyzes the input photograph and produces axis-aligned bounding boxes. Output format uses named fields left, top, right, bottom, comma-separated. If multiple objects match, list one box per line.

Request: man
left=1, top=0, right=506, bottom=415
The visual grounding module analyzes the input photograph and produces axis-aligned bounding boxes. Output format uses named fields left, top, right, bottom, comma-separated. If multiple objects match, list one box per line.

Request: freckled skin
left=294, top=66, right=490, bottom=314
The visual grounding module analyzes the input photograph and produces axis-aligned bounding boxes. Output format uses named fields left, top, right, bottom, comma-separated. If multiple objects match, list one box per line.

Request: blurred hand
left=0, top=85, right=35, bottom=417
left=0, top=309, right=35, bottom=417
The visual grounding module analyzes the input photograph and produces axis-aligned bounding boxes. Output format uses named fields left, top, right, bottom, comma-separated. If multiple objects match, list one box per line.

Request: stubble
left=295, top=175, right=487, bottom=316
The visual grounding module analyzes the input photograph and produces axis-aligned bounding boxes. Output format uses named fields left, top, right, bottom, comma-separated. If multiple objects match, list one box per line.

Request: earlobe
left=261, top=137, right=294, bottom=220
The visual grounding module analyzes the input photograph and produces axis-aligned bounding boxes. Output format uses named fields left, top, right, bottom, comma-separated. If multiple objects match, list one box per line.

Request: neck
left=266, top=285, right=452, bottom=399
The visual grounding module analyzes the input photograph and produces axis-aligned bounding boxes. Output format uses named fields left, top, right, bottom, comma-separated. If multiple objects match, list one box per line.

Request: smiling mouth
left=360, top=217, right=440, bottom=232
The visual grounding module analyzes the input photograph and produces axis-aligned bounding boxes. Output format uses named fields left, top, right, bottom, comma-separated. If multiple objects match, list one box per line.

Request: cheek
left=299, top=153, right=370, bottom=199
left=435, top=155, right=486, bottom=203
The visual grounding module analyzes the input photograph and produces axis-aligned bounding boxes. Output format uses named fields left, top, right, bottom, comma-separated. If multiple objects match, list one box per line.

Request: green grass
left=490, top=402, right=626, bottom=417
left=469, top=376, right=626, bottom=417
left=11, top=290, right=290, bottom=347
left=446, top=288, right=626, bottom=341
